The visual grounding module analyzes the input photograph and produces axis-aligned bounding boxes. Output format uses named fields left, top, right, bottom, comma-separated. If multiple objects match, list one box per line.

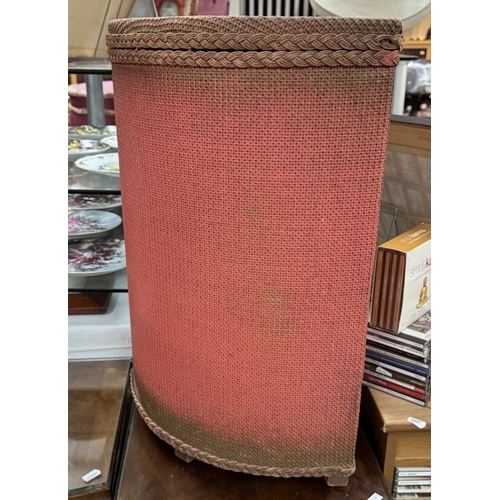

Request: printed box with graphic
left=370, top=223, right=431, bottom=333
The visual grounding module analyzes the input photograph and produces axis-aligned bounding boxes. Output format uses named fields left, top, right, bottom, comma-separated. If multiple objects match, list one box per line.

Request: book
left=366, top=335, right=431, bottom=361
left=363, top=373, right=426, bottom=401
left=399, top=310, right=431, bottom=345
left=394, top=485, right=431, bottom=494
left=364, top=363, right=428, bottom=390
left=362, top=380, right=426, bottom=406
left=393, top=495, right=431, bottom=499
left=370, top=223, right=431, bottom=333
left=395, top=479, right=431, bottom=486
left=366, top=339, right=431, bottom=368
left=384, top=250, right=400, bottom=332
left=393, top=467, right=432, bottom=499
left=370, top=248, right=385, bottom=326
left=388, top=251, right=406, bottom=333
left=364, top=358, right=428, bottom=383
left=378, top=251, right=393, bottom=329
left=365, top=350, right=430, bottom=377
left=395, top=467, right=431, bottom=477
left=364, top=368, right=427, bottom=393
left=367, top=310, right=431, bottom=349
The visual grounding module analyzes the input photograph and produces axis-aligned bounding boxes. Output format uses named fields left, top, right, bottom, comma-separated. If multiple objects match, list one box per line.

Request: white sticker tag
left=367, top=493, right=384, bottom=500
left=82, top=469, right=101, bottom=483
left=407, top=416, right=427, bottom=429
left=375, top=366, right=392, bottom=377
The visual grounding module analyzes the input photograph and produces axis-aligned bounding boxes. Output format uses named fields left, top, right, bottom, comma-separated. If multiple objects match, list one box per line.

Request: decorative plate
left=68, top=138, right=110, bottom=161
left=74, top=153, right=120, bottom=177
left=68, top=125, right=117, bottom=140
left=68, top=194, right=122, bottom=211
left=68, top=209, right=122, bottom=239
left=100, top=135, right=118, bottom=149
left=68, top=238, right=126, bottom=276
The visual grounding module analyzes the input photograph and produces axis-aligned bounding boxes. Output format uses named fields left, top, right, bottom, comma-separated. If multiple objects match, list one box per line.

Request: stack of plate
left=68, top=209, right=122, bottom=240
left=68, top=193, right=122, bottom=211
left=68, top=238, right=127, bottom=278
left=68, top=208, right=126, bottom=277
left=100, top=135, right=118, bottom=151
left=68, top=125, right=117, bottom=140
left=68, top=138, right=110, bottom=161
left=74, top=153, right=120, bottom=178
left=68, top=123, right=125, bottom=279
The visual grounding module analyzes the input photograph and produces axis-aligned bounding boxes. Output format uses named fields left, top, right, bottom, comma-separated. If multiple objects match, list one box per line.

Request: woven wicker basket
left=107, top=16, right=402, bottom=485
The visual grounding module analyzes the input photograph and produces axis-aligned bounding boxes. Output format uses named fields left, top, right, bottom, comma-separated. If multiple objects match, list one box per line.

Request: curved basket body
left=107, top=16, right=401, bottom=479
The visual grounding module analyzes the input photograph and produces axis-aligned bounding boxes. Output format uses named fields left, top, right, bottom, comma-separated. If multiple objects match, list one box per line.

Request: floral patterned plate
left=68, top=209, right=122, bottom=239
left=68, top=194, right=122, bottom=211
left=68, top=125, right=117, bottom=140
left=100, top=135, right=118, bottom=149
left=68, top=238, right=126, bottom=276
left=68, top=138, right=110, bottom=161
left=74, top=153, right=120, bottom=177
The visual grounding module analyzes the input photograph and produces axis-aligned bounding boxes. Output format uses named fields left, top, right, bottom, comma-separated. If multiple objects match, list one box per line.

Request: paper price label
left=82, top=469, right=101, bottom=483
left=367, top=493, right=384, bottom=500
left=407, top=416, right=426, bottom=429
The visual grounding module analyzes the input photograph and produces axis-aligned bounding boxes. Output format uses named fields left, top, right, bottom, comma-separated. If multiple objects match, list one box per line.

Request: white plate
left=68, top=238, right=126, bottom=277
left=75, top=153, right=120, bottom=177
left=68, top=125, right=117, bottom=140
left=68, top=209, right=122, bottom=239
left=100, top=135, right=118, bottom=149
left=68, top=138, right=110, bottom=161
left=68, top=194, right=122, bottom=211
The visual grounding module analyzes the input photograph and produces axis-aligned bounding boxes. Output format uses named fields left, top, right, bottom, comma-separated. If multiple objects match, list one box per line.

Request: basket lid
left=107, top=15, right=403, bottom=37
left=106, top=16, right=403, bottom=68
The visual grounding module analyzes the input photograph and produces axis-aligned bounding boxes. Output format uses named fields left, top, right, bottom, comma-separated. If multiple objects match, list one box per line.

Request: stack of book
left=363, top=310, right=431, bottom=406
left=392, top=466, right=431, bottom=499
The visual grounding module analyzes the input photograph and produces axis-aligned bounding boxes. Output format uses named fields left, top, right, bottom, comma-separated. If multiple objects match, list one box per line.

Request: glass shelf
left=68, top=60, right=126, bottom=296
left=68, top=359, right=132, bottom=499
left=68, top=267, right=128, bottom=293
left=68, top=58, right=112, bottom=75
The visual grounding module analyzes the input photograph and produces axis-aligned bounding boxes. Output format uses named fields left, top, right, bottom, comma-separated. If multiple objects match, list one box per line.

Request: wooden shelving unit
left=360, top=386, right=431, bottom=492
left=402, top=39, right=431, bottom=62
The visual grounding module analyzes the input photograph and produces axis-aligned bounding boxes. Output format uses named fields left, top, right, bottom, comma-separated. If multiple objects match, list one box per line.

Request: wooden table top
left=116, top=406, right=392, bottom=500
left=363, top=386, right=431, bottom=433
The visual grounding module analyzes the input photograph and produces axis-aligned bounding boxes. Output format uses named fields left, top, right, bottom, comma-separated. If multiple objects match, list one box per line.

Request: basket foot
left=325, top=474, right=349, bottom=487
left=175, top=449, right=195, bottom=463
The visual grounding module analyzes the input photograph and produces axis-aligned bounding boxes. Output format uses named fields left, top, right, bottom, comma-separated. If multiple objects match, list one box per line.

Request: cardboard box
left=370, top=223, right=431, bottom=333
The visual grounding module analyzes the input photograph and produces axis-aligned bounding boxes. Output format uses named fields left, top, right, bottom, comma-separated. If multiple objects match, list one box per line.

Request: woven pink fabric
left=108, top=16, right=401, bottom=480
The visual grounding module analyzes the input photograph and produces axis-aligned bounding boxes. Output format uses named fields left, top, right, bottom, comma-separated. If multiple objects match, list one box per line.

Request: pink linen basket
left=107, top=16, right=402, bottom=485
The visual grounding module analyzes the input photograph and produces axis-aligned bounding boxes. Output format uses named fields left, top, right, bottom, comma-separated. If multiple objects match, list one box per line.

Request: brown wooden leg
left=325, top=474, right=349, bottom=487
left=382, top=432, right=398, bottom=492
left=175, top=449, right=195, bottom=463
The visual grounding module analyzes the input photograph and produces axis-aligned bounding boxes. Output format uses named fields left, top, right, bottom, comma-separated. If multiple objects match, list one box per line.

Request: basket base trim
left=130, top=370, right=355, bottom=479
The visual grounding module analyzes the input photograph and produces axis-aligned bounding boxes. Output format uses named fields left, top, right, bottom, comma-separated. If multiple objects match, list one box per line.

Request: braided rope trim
left=106, top=32, right=403, bottom=52
left=130, top=372, right=354, bottom=479
left=108, top=17, right=402, bottom=38
left=108, top=48, right=399, bottom=68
